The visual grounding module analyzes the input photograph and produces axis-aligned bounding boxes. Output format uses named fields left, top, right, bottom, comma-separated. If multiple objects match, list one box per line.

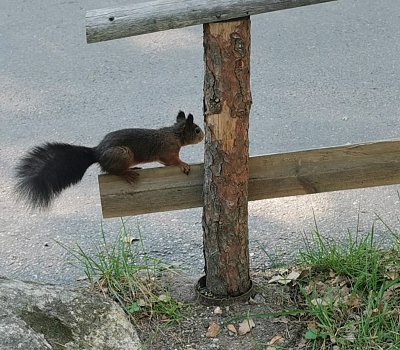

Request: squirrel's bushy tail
left=15, top=142, right=97, bottom=209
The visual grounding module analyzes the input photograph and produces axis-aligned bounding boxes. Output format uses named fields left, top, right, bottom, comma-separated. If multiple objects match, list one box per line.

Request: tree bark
left=202, top=17, right=252, bottom=297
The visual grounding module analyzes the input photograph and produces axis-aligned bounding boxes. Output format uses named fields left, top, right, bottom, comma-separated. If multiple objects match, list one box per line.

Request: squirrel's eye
left=195, top=127, right=201, bottom=134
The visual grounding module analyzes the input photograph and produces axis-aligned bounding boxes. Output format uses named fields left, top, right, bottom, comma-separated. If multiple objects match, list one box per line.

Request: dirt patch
left=136, top=272, right=308, bottom=350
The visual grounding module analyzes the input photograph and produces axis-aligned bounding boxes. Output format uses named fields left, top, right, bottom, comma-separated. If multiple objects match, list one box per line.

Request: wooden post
left=202, top=18, right=252, bottom=296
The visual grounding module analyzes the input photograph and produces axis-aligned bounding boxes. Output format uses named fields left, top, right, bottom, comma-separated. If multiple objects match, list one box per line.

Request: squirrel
left=15, top=111, right=204, bottom=209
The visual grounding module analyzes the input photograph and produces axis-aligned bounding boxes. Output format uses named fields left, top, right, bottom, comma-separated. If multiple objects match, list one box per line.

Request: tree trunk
left=202, top=17, right=252, bottom=297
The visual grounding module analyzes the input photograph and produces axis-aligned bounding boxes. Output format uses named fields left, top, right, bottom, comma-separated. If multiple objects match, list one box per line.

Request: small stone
left=213, top=306, right=222, bottom=315
left=226, top=324, right=237, bottom=335
left=252, top=293, right=265, bottom=304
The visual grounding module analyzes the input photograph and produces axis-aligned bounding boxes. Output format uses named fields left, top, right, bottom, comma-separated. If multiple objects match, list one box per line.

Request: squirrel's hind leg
left=99, top=146, right=139, bottom=184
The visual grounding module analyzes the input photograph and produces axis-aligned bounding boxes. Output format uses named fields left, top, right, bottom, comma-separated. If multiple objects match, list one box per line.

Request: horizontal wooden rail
left=99, top=139, right=400, bottom=218
left=86, top=0, right=336, bottom=43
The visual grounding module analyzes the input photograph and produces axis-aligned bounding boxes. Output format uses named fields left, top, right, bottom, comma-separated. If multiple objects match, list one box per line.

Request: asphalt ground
left=1, top=0, right=400, bottom=284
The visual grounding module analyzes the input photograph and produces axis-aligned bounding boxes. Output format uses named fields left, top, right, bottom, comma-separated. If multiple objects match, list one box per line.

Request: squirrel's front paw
left=180, top=163, right=190, bottom=175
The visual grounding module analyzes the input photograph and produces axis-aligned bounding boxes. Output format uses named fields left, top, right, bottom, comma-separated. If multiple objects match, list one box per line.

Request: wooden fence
left=83, top=0, right=400, bottom=298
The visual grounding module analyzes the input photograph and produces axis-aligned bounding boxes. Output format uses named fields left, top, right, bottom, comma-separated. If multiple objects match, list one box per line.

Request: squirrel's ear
left=187, top=113, right=194, bottom=124
left=177, top=111, right=186, bottom=122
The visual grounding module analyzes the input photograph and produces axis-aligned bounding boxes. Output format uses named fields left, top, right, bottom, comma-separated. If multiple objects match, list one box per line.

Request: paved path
left=1, top=0, right=400, bottom=283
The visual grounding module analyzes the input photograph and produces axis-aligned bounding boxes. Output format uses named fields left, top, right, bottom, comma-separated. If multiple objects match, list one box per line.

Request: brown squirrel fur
left=15, top=111, right=204, bottom=209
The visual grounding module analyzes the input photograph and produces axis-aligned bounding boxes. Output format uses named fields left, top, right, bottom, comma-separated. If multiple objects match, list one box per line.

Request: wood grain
left=99, top=140, right=400, bottom=218
left=202, top=19, right=252, bottom=296
left=86, top=0, right=336, bottom=43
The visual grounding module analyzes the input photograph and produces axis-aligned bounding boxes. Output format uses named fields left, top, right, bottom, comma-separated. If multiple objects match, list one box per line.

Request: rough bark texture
left=202, top=18, right=252, bottom=297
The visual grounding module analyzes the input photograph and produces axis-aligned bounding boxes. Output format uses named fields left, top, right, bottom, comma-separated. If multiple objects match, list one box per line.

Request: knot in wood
left=231, top=33, right=245, bottom=57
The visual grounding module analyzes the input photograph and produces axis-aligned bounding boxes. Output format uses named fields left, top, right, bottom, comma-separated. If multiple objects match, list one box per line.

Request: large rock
left=0, top=277, right=140, bottom=350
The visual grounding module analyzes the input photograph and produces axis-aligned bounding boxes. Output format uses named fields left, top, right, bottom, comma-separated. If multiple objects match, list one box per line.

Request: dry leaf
left=330, top=275, right=348, bottom=287
left=99, top=286, right=109, bottom=294
left=272, top=316, right=289, bottom=324
left=388, top=282, right=400, bottom=291
left=238, top=319, right=255, bottom=335
left=158, top=294, right=170, bottom=302
left=340, top=285, right=351, bottom=297
left=277, top=267, right=289, bottom=274
left=269, top=334, right=284, bottom=345
left=307, top=321, right=317, bottom=329
left=269, top=271, right=300, bottom=285
left=268, top=275, right=284, bottom=284
left=297, top=337, right=308, bottom=348
left=370, top=303, right=384, bottom=317
left=298, top=267, right=312, bottom=279
left=311, top=298, right=329, bottom=306
left=344, top=293, right=362, bottom=308
left=385, top=271, right=399, bottom=281
left=226, top=324, right=237, bottom=335
left=315, top=281, right=328, bottom=294
left=384, top=283, right=400, bottom=299
left=287, top=270, right=300, bottom=281
left=383, top=289, right=394, bottom=299
left=206, top=321, right=220, bottom=338
left=303, top=284, right=313, bottom=295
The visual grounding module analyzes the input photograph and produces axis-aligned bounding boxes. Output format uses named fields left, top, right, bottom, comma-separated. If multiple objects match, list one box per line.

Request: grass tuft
left=61, top=220, right=184, bottom=325
left=297, top=220, right=400, bottom=349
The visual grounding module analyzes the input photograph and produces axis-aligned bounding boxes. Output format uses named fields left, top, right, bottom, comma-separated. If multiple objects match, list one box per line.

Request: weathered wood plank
left=86, top=0, right=336, bottom=43
left=99, top=140, right=400, bottom=218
